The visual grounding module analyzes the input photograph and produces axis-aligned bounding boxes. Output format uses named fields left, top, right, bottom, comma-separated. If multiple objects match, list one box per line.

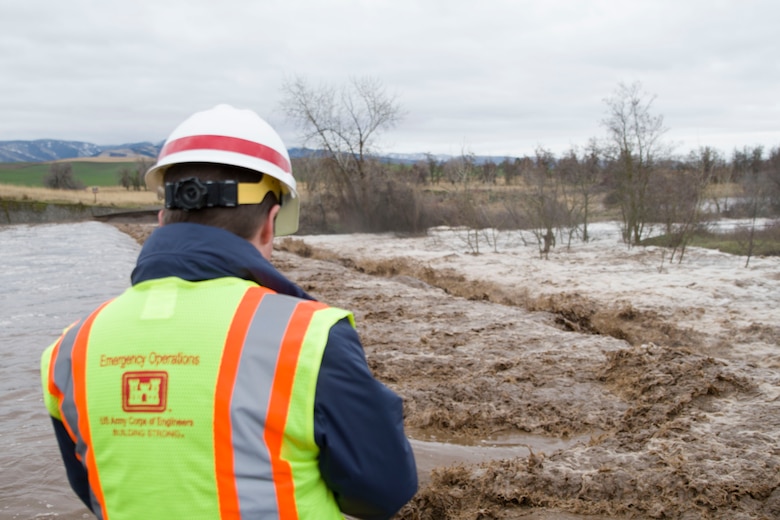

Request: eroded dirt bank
left=116, top=223, right=780, bottom=519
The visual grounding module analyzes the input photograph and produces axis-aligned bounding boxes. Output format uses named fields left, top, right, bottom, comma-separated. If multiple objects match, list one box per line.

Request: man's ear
left=259, top=204, right=281, bottom=247
left=157, top=209, right=165, bottom=226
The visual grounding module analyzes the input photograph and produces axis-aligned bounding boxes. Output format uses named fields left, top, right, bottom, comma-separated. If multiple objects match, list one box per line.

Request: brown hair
left=160, top=162, right=279, bottom=239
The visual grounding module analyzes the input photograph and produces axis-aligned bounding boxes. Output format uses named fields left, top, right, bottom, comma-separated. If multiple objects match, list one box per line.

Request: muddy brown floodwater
left=116, top=223, right=779, bottom=520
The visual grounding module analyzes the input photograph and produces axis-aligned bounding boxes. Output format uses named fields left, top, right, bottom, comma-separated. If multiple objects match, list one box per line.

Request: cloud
left=1, top=0, right=778, bottom=158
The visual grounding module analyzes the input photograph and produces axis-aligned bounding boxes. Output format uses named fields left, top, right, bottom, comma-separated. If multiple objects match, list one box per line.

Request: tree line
left=281, top=77, right=780, bottom=261
left=43, top=77, right=780, bottom=261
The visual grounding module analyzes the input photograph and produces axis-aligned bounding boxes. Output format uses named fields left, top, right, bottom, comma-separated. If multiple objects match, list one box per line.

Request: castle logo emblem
left=122, top=371, right=168, bottom=412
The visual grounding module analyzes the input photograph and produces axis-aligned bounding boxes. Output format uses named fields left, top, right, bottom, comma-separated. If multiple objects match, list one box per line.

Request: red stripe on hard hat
left=160, top=135, right=291, bottom=173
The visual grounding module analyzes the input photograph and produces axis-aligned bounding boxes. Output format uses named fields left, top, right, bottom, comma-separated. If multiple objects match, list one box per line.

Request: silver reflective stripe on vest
left=50, top=320, right=105, bottom=520
left=231, top=292, right=301, bottom=517
left=52, top=323, right=85, bottom=456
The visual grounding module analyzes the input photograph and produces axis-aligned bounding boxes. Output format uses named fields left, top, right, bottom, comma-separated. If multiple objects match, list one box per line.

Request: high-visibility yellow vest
left=41, top=276, right=351, bottom=520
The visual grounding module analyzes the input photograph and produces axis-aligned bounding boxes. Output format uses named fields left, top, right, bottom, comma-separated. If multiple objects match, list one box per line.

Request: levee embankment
left=1, top=198, right=157, bottom=225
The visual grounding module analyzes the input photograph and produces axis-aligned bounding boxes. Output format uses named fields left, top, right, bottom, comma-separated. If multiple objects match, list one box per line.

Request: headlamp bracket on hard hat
left=165, top=176, right=282, bottom=211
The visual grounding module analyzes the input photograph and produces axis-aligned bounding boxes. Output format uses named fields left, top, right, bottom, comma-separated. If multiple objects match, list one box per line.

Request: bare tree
left=767, top=145, right=780, bottom=214
left=280, top=76, right=405, bottom=231
left=557, top=141, right=604, bottom=243
left=649, top=162, right=712, bottom=263
left=290, top=155, right=334, bottom=232
left=687, top=146, right=729, bottom=215
left=44, top=162, right=83, bottom=190
left=118, top=158, right=154, bottom=191
left=447, top=149, right=497, bottom=253
left=735, top=148, right=773, bottom=267
left=479, top=160, right=498, bottom=184
left=134, top=157, right=153, bottom=191
left=500, top=157, right=523, bottom=185
left=602, top=81, right=669, bottom=246
left=509, top=147, right=570, bottom=258
left=740, top=175, right=767, bottom=268
left=442, top=150, right=476, bottom=186
left=424, top=153, right=444, bottom=185
left=731, top=145, right=764, bottom=184
left=409, top=161, right=428, bottom=185
left=117, top=167, right=135, bottom=190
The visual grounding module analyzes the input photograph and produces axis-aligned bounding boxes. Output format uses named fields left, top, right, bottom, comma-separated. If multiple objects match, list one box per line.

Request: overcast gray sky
left=1, top=0, right=778, bottom=159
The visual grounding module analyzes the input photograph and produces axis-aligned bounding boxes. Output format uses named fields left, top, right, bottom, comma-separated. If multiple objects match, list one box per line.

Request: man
left=41, top=104, right=418, bottom=519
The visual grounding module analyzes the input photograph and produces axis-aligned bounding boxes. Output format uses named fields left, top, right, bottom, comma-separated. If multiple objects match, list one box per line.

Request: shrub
left=43, top=163, right=84, bottom=190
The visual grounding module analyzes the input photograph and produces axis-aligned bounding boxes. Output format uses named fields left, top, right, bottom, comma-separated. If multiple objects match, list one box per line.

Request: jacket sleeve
left=314, top=318, right=418, bottom=519
left=42, top=341, right=94, bottom=513
left=50, top=417, right=94, bottom=512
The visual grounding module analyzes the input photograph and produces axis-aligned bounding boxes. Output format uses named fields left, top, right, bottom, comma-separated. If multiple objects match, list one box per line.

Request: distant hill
left=0, top=141, right=335, bottom=164
left=0, top=139, right=161, bottom=163
left=0, top=139, right=513, bottom=165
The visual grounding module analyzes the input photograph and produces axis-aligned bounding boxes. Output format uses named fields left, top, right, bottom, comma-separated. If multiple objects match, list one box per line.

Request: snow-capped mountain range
left=0, top=140, right=160, bottom=163
left=0, top=139, right=506, bottom=165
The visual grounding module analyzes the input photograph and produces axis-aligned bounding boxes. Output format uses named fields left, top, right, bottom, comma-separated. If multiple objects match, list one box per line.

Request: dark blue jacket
left=51, top=222, right=417, bottom=519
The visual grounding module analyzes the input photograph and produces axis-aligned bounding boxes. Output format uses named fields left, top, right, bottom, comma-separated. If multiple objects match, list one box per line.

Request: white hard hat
left=146, top=104, right=299, bottom=235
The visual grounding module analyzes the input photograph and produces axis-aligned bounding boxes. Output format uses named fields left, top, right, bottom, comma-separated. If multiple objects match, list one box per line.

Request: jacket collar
left=130, top=223, right=313, bottom=301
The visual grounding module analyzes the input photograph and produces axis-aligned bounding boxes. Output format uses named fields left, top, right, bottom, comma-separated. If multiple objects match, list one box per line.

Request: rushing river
left=0, top=222, right=139, bottom=519
left=1, top=221, right=594, bottom=520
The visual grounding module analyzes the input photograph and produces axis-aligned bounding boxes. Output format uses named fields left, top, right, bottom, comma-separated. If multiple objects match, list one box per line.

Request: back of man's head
left=160, top=163, right=279, bottom=239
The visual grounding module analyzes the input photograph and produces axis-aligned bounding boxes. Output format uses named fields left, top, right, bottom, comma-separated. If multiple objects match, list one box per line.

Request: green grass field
left=0, top=161, right=138, bottom=187
left=642, top=225, right=780, bottom=257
